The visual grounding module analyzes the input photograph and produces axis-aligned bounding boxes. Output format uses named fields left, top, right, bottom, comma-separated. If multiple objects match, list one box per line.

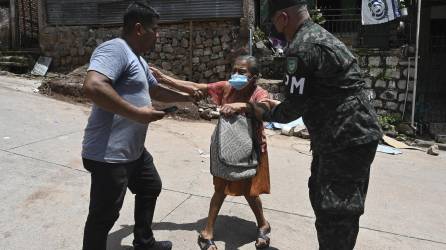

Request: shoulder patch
left=287, top=57, right=298, bottom=75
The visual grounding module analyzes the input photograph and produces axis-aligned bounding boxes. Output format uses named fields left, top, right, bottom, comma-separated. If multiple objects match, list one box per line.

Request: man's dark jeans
left=82, top=150, right=162, bottom=250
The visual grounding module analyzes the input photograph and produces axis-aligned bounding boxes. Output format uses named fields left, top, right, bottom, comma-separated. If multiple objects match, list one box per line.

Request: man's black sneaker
left=144, top=240, right=173, bottom=250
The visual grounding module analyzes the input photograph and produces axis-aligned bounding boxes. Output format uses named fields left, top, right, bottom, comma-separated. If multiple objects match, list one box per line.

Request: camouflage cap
left=268, top=0, right=308, bottom=18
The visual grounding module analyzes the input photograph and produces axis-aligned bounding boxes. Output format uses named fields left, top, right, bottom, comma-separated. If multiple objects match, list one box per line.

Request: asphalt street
left=1, top=75, right=445, bottom=250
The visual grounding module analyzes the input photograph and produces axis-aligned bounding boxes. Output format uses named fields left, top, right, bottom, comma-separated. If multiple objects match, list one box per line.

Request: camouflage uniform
left=266, top=19, right=382, bottom=249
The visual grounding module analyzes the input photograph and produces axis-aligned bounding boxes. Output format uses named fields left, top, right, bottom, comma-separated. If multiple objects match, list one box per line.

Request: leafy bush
left=378, top=114, right=402, bottom=131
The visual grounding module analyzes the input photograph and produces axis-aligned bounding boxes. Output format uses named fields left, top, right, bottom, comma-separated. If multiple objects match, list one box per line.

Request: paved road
left=1, top=75, right=445, bottom=250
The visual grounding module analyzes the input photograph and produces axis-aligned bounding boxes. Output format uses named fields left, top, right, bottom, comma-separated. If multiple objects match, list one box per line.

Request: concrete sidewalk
left=1, top=75, right=445, bottom=250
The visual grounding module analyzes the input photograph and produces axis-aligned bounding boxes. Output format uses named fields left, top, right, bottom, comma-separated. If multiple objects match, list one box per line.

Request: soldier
left=251, top=0, right=383, bottom=249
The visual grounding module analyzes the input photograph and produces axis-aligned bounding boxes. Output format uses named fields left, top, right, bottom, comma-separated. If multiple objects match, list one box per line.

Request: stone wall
left=148, top=20, right=241, bottom=82
left=356, top=48, right=414, bottom=118
left=39, top=26, right=121, bottom=70
left=0, top=6, right=9, bottom=49
left=39, top=20, right=242, bottom=82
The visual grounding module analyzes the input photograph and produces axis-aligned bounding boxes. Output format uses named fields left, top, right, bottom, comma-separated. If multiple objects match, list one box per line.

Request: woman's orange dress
left=207, top=81, right=270, bottom=197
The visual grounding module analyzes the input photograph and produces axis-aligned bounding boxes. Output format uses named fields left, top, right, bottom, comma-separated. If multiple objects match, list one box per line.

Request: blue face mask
left=228, top=74, right=249, bottom=90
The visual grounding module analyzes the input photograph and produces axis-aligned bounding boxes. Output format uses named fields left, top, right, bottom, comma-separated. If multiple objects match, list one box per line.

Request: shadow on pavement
left=108, top=224, right=133, bottom=250
left=107, top=216, right=279, bottom=249
left=154, top=215, right=279, bottom=250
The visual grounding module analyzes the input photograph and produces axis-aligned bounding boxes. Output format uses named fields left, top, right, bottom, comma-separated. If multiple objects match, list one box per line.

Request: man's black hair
left=123, top=1, right=160, bottom=34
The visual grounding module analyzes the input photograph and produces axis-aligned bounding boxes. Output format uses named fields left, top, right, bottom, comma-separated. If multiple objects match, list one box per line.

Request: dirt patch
left=38, top=65, right=87, bottom=99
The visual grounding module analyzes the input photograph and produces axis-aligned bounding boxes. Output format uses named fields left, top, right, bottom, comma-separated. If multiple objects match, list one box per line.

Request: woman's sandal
left=197, top=234, right=217, bottom=250
left=255, top=225, right=271, bottom=249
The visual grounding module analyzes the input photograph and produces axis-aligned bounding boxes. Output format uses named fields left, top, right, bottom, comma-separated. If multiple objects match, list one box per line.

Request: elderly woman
left=152, top=56, right=272, bottom=250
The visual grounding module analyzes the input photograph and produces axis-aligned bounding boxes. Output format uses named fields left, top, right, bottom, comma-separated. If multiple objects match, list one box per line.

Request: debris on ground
left=294, top=128, right=310, bottom=139
left=197, top=101, right=220, bottom=120
left=382, top=135, right=420, bottom=150
left=412, top=139, right=446, bottom=151
left=31, top=56, right=52, bottom=76
left=375, top=135, right=427, bottom=155
left=377, top=145, right=402, bottom=155
left=267, top=118, right=310, bottom=139
left=38, top=64, right=87, bottom=99
left=396, top=123, right=416, bottom=137
left=427, top=145, right=440, bottom=156
left=413, top=139, right=436, bottom=148
left=280, top=126, right=294, bottom=136
left=199, top=109, right=220, bottom=120
left=266, top=118, right=304, bottom=130
left=292, top=125, right=306, bottom=135
left=266, top=118, right=311, bottom=140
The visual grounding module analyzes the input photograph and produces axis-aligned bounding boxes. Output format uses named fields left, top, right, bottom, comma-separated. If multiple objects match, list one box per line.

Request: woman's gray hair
left=234, top=55, right=260, bottom=76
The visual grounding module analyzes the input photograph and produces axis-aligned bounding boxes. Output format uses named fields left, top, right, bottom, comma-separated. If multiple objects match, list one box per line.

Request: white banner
left=362, top=0, right=401, bottom=25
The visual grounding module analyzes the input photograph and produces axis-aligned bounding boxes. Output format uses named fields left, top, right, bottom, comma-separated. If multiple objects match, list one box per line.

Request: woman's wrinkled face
left=232, top=60, right=250, bottom=78
left=230, top=60, right=257, bottom=91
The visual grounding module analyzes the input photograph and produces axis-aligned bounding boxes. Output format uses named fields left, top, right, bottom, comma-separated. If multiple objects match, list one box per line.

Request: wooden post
left=9, top=0, right=17, bottom=49
left=37, top=0, right=46, bottom=48
left=37, top=0, right=45, bottom=33
left=20, top=0, right=25, bottom=47
left=189, top=21, right=193, bottom=81
left=240, top=0, right=255, bottom=45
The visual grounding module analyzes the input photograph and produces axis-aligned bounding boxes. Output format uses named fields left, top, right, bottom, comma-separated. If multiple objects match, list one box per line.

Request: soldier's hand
left=134, top=106, right=165, bottom=124
left=264, top=98, right=281, bottom=107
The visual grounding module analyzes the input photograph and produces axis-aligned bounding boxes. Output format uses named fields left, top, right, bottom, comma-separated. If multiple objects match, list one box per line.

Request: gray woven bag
left=210, top=114, right=259, bottom=181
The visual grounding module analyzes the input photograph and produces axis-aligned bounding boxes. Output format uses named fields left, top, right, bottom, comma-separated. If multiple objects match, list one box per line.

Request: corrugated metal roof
left=150, top=0, right=243, bottom=22
left=46, top=0, right=243, bottom=26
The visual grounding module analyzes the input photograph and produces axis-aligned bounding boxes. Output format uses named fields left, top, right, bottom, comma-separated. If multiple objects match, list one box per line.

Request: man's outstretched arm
left=251, top=97, right=304, bottom=123
left=83, top=70, right=165, bottom=124
left=150, top=66, right=208, bottom=99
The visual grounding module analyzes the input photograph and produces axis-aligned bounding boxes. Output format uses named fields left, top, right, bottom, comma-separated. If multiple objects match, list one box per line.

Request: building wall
left=39, top=20, right=242, bottom=82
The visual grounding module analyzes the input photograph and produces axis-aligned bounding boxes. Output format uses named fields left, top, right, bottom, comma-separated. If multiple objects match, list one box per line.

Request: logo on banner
left=367, top=0, right=388, bottom=20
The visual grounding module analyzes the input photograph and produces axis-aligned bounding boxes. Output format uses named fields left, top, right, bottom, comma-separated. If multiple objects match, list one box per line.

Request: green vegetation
left=378, top=113, right=402, bottom=131
left=253, top=27, right=267, bottom=43
left=310, top=9, right=326, bottom=25
left=399, top=0, right=407, bottom=8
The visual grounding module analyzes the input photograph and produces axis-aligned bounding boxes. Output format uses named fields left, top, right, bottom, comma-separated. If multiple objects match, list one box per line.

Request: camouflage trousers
left=309, top=141, right=378, bottom=250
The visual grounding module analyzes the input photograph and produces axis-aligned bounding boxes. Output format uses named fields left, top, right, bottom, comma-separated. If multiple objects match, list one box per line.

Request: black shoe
left=145, top=240, right=173, bottom=250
